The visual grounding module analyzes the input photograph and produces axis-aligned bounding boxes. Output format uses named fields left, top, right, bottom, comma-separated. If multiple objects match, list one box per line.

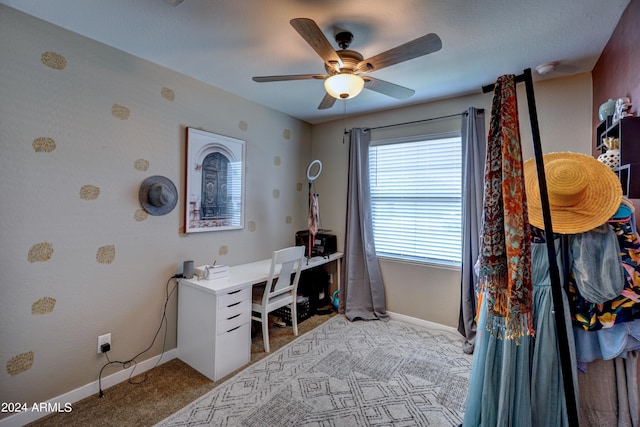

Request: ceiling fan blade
left=253, top=74, right=326, bottom=82
left=356, top=33, right=442, bottom=74
left=363, top=77, right=415, bottom=99
left=290, top=18, right=343, bottom=71
left=318, top=92, right=336, bottom=110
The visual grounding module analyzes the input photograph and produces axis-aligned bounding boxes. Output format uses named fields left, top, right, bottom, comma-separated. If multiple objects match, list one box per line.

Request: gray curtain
left=342, top=128, right=389, bottom=321
left=457, top=107, right=486, bottom=354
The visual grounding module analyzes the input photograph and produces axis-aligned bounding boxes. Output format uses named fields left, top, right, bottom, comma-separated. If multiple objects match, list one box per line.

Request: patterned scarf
left=479, top=75, right=534, bottom=341
left=307, top=192, right=320, bottom=257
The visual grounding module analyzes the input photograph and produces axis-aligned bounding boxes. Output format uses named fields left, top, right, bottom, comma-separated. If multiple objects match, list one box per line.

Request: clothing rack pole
left=483, top=68, right=579, bottom=426
left=343, top=110, right=484, bottom=134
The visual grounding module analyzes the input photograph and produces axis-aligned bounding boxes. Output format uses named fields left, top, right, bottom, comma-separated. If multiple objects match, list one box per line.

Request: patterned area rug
left=156, top=315, right=472, bottom=426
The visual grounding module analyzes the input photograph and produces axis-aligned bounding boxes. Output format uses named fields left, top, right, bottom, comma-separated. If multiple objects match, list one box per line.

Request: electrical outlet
left=97, top=333, right=111, bottom=354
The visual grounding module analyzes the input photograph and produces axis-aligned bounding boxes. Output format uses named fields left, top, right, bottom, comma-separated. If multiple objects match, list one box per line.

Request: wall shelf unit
left=596, top=116, right=640, bottom=198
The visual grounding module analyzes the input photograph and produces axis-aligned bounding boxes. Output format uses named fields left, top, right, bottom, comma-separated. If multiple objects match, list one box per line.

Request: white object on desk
left=177, top=252, right=342, bottom=381
left=195, top=264, right=229, bottom=280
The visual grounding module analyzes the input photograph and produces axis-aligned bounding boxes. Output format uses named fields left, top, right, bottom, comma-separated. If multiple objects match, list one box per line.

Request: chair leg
left=291, top=302, right=298, bottom=336
left=262, top=312, right=270, bottom=353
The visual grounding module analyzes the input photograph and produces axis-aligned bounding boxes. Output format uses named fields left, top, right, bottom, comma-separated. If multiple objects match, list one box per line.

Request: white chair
left=251, top=246, right=305, bottom=352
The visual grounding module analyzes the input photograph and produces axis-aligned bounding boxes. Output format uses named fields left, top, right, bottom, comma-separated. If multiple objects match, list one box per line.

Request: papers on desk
left=209, top=265, right=229, bottom=279
left=195, top=264, right=229, bottom=280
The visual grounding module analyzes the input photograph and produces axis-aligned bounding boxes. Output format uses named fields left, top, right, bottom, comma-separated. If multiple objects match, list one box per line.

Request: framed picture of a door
left=184, top=127, right=245, bottom=233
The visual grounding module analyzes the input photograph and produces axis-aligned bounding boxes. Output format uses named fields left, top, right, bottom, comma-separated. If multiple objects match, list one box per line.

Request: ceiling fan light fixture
left=324, top=74, right=365, bottom=99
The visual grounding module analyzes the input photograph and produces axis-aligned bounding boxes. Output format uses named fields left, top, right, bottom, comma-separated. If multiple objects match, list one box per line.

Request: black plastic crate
left=274, top=300, right=310, bottom=325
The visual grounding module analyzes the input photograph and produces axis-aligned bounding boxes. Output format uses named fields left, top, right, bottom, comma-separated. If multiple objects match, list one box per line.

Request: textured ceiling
left=0, top=0, right=630, bottom=124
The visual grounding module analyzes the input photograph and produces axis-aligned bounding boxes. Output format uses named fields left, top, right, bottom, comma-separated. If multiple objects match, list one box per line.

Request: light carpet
left=156, top=315, right=472, bottom=427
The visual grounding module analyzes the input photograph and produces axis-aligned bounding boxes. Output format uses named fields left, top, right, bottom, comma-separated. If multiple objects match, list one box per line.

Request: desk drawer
left=218, top=287, right=250, bottom=308
left=217, top=299, right=250, bottom=335
left=215, top=322, right=250, bottom=379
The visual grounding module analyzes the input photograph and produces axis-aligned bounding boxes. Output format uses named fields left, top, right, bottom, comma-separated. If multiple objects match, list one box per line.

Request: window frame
left=369, top=131, right=462, bottom=269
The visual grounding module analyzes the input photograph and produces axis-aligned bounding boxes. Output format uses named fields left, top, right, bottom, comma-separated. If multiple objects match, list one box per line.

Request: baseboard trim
left=0, top=349, right=177, bottom=427
left=2, top=315, right=454, bottom=426
left=387, top=311, right=459, bottom=334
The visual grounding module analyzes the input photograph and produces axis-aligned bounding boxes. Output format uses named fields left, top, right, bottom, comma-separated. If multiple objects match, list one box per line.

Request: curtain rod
left=343, top=109, right=484, bottom=135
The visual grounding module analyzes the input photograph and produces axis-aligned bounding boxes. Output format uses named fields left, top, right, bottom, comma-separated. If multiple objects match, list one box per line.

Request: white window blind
left=369, top=134, right=462, bottom=266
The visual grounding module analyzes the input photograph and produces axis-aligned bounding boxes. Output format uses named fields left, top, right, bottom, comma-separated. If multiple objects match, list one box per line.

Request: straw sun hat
left=523, top=152, right=622, bottom=234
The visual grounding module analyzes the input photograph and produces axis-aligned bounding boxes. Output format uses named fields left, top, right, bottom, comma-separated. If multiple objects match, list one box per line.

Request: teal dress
left=462, top=290, right=533, bottom=426
left=529, top=237, right=578, bottom=426
left=464, top=232, right=577, bottom=426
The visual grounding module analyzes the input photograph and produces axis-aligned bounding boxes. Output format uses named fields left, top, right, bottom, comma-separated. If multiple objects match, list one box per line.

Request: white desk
left=177, top=252, right=342, bottom=381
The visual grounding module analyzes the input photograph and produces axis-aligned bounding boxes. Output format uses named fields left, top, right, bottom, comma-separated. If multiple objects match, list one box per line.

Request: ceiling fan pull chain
left=343, top=99, right=347, bottom=123
left=341, top=100, right=348, bottom=143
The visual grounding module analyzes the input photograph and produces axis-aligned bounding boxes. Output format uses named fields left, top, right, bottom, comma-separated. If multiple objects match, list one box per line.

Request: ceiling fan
left=252, top=18, right=442, bottom=110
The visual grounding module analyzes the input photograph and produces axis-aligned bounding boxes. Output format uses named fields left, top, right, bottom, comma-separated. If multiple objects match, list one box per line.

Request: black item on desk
left=183, top=260, right=194, bottom=279
left=295, top=230, right=337, bottom=257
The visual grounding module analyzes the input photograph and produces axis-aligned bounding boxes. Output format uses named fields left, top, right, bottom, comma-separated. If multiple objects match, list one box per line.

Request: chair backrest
left=263, top=246, right=305, bottom=304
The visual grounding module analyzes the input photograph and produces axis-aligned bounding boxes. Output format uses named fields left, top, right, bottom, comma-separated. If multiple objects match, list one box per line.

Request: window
left=369, top=133, right=462, bottom=267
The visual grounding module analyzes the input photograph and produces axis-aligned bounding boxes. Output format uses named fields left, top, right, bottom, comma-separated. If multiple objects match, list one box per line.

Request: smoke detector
left=535, top=62, right=558, bottom=75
